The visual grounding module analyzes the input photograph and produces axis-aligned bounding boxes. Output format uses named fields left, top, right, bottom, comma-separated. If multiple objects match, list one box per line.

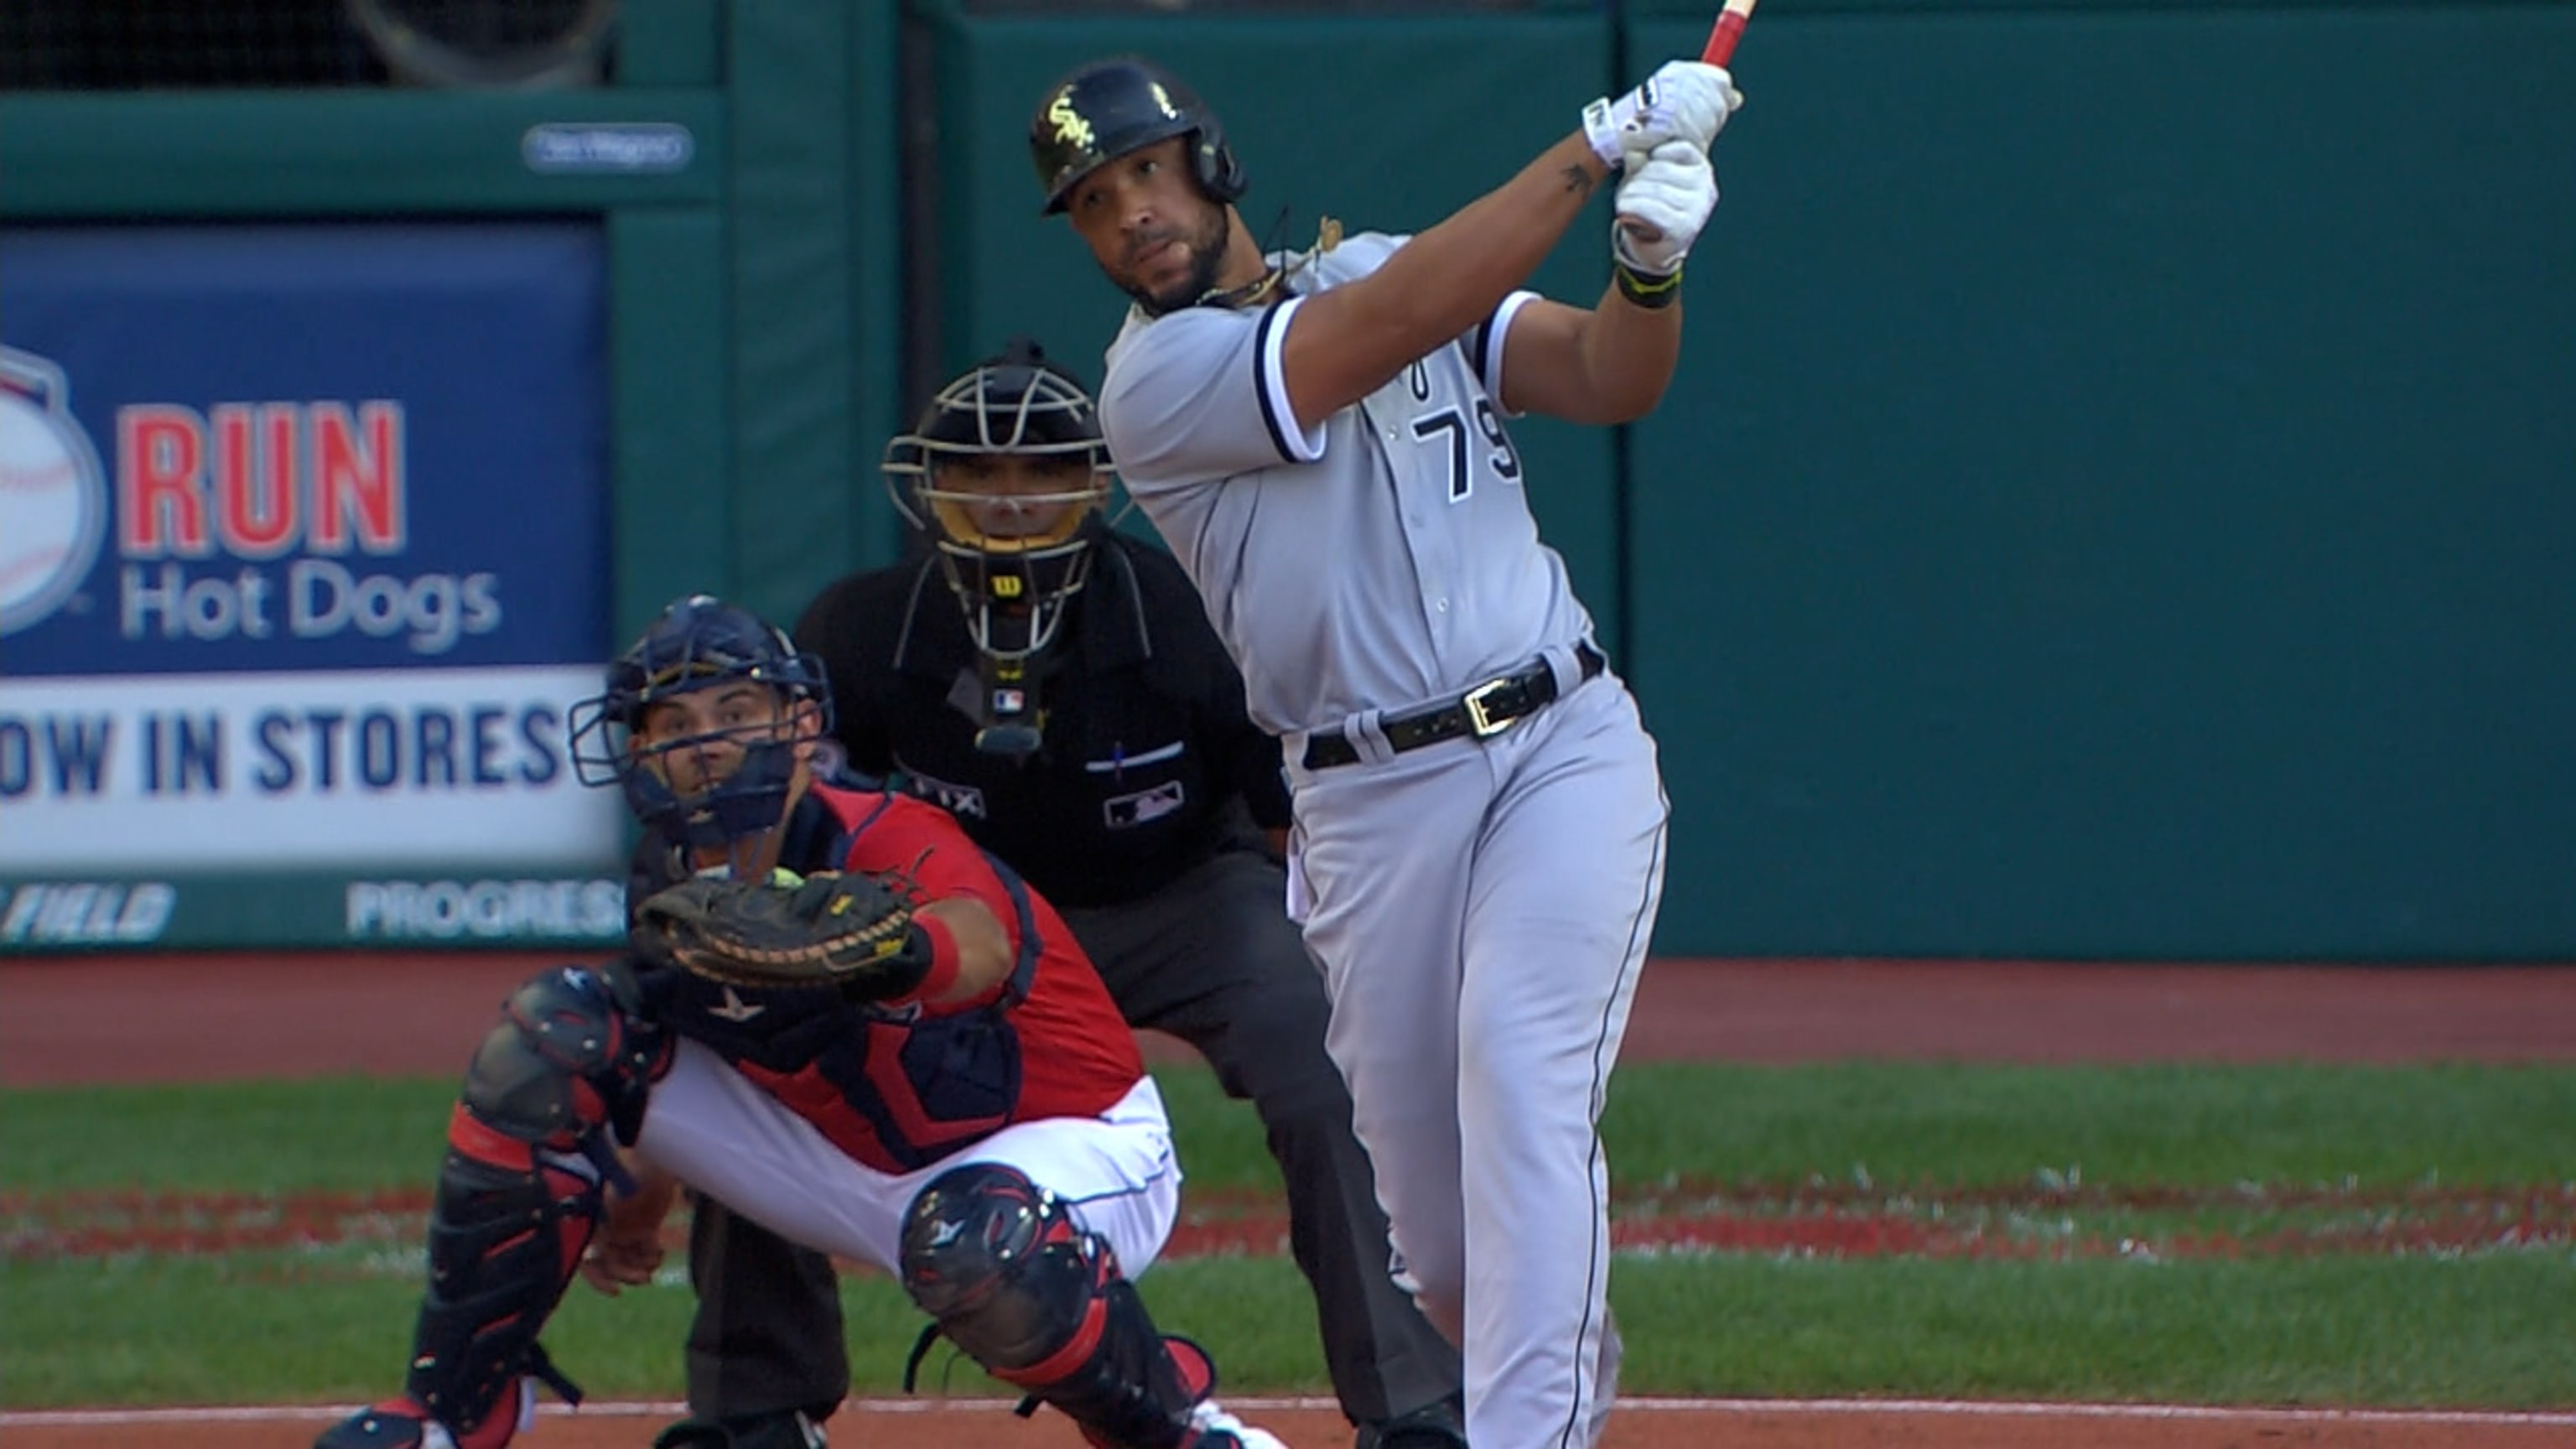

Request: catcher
left=314, top=594, right=1285, bottom=1449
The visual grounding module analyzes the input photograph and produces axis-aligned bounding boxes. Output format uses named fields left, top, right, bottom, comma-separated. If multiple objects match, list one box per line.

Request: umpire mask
left=884, top=339, right=1116, bottom=667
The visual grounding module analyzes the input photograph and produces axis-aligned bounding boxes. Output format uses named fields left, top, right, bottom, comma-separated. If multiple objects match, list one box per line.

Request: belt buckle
left=1461, top=676, right=1519, bottom=737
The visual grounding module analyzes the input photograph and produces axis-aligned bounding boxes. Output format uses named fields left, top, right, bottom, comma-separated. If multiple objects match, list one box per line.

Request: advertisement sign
left=0, top=222, right=629, bottom=949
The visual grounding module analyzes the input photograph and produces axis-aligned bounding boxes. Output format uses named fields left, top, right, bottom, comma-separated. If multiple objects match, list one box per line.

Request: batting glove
left=1582, top=60, right=1742, bottom=169
left=1612, top=140, right=1718, bottom=278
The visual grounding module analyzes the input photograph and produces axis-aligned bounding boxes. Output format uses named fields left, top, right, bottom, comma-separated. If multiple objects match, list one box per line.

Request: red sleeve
left=836, top=794, right=1019, bottom=1012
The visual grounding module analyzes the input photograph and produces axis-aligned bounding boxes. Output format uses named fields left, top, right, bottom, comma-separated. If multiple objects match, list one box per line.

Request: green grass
left=5, top=1062, right=2573, bottom=1410
left=1612, top=1255, right=2576, bottom=1405
left=14, top=1249, right=2572, bottom=1411
left=1602, top=1061, right=2576, bottom=1188
left=11, top=1062, right=2570, bottom=1194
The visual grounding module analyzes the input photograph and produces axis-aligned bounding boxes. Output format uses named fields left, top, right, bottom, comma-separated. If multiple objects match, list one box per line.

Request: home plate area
left=8, top=1397, right=2576, bottom=1449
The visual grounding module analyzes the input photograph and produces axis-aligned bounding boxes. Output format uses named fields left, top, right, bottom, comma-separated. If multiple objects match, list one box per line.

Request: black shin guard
left=397, top=963, right=667, bottom=1439
left=400, top=1146, right=601, bottom=1436
left=897, top=1163, right=1208, bottom=1449
left=1007, top=1275, right=1215, bottom=1449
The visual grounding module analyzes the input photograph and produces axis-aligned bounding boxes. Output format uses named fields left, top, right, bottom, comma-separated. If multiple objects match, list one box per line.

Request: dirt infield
left=5, top=950, right=2571, bottom=1447
left=8, top=953, right=2573, bottom=1088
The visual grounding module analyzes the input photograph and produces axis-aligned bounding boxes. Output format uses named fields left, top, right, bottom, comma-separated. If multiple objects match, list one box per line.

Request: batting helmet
left=884, top=339, right=1116, bottom=662
left=568, top=595, right=832, bottom=849
left=1030, top=55, right=1246, bottom=216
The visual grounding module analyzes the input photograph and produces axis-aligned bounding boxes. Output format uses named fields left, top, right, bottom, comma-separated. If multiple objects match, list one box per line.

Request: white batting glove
left=1581, top=60, right=1742, bottom=169
left=1611, top=141, right=1718, bottom=278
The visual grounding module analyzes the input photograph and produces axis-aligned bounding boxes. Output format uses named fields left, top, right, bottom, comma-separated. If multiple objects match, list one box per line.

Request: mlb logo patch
left=991, top=688, right=1028, bottom=715
left=1104, top=780, right=1186, bottom=828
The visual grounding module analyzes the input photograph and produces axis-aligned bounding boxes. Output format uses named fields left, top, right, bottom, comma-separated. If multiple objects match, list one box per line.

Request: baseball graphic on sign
left=0, top=346, right=109, bottom=636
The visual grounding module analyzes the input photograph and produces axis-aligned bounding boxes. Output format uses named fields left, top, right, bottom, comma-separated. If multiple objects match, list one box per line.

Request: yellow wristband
left=1613, top=259, right=1683, bottom=310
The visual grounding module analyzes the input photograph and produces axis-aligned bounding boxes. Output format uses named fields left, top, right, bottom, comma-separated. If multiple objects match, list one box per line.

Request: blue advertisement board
left=0, top=222, right=629, bottom=949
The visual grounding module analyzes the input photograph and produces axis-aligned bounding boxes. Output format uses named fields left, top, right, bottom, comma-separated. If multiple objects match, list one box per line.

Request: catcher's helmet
left=1031, top=55, right=1245, bottom=216
left=884, top=338, right=1116, bottom=661
left=568, top=595, right=833, bottom=849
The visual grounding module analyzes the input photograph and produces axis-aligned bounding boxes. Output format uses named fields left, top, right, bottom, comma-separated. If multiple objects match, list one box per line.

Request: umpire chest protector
left=846, top=538, right=1264, bottom=909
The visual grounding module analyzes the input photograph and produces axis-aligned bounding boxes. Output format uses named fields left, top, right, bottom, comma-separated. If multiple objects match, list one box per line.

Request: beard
left=1114, top=203, right=1233, bottom=315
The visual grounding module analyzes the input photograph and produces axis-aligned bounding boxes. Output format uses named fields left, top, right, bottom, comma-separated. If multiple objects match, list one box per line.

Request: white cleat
left=1188, top=1399, right=1291, bottom=1449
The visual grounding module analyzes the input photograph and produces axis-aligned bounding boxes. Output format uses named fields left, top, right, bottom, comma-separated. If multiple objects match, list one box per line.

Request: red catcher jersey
left=652, top=777, right=1145, bottom=1174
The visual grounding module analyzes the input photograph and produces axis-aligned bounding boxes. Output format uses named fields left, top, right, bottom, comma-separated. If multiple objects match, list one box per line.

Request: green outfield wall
left=3, top=2, right=2567, bottom=959
left=1619, top=0, right=2576, bottom=958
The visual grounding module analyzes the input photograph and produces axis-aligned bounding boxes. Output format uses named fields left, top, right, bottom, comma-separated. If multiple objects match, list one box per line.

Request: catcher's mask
left=569, top=595, right=834, bottom=851
left=1031, top=55, right=1246, bottom=216
left=884, top=337, right=1116, bottom=667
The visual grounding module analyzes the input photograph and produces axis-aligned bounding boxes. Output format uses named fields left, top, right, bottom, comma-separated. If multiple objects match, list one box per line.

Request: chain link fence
left=0, top=0, right=619, bottom=91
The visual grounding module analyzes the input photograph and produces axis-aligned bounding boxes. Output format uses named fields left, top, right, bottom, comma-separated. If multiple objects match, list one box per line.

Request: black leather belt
left=1302, top=644, right=1605, bottom=770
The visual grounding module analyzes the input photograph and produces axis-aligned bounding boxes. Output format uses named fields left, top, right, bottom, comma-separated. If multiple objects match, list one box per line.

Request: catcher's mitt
left=633, top=869, right=934, bottom=1002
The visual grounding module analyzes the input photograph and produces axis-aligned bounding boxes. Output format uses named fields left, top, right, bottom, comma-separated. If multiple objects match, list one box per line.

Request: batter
left=1026, top=52, right=1738, bottom=1449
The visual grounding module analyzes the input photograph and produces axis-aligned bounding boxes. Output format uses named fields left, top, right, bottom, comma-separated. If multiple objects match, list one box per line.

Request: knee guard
left=465, top=959, right=667, bottom=1157
left=395, top=962, right=670, bottom=1441
left=897, top=1163, right=1214, bottom=1449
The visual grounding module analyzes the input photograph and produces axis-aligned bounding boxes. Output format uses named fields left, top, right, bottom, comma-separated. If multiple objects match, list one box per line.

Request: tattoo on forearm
left=1558, top=164, right=1597, bottom=198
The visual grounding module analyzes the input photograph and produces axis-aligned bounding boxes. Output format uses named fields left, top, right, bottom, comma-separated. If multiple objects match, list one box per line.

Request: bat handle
left=1702, top=0, right=1757, bottom=65
left=1701, top=16, right=1748, bottom=64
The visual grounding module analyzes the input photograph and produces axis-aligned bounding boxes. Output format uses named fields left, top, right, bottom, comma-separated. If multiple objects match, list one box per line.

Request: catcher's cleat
left=314, top=1380, right=534, bottom=1449
left=1182, top=1400, right=1291, bottom=1449
left=1168, top=1333, right=1285, bottom=1449
left=1069, top=1397, right=1285, bottom=1449
left=1109, top=1336, right=1287, bottom=1449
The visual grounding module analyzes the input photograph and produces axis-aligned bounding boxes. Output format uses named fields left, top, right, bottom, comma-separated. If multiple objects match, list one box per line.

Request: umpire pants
left=683, top=847, right=1462, bottom=1428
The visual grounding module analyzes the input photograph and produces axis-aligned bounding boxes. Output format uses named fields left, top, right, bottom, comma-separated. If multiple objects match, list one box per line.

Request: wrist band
left=888, top=913, right=961, bottom=1005
left=1581, top=97, right=1625, bottom=169
left=1613, top=258, right=1683, bottom=310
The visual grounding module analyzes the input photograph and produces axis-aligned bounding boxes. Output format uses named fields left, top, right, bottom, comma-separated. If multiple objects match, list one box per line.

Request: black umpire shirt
left=791, top=532, right=1292, bottom=909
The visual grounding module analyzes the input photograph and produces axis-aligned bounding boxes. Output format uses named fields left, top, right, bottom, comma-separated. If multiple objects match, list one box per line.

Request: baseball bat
left=1701, top=0, right=1759, bottom=65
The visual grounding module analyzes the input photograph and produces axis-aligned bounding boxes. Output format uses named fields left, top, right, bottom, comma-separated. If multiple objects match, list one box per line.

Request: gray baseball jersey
left=1097, top=230, right=1671, bottom=1449
left=1099, top=231, right=1596, bottom=737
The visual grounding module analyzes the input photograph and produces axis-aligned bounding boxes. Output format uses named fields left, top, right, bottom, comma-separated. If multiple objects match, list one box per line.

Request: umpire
left=656, top=338, right=1467, bottom=1449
